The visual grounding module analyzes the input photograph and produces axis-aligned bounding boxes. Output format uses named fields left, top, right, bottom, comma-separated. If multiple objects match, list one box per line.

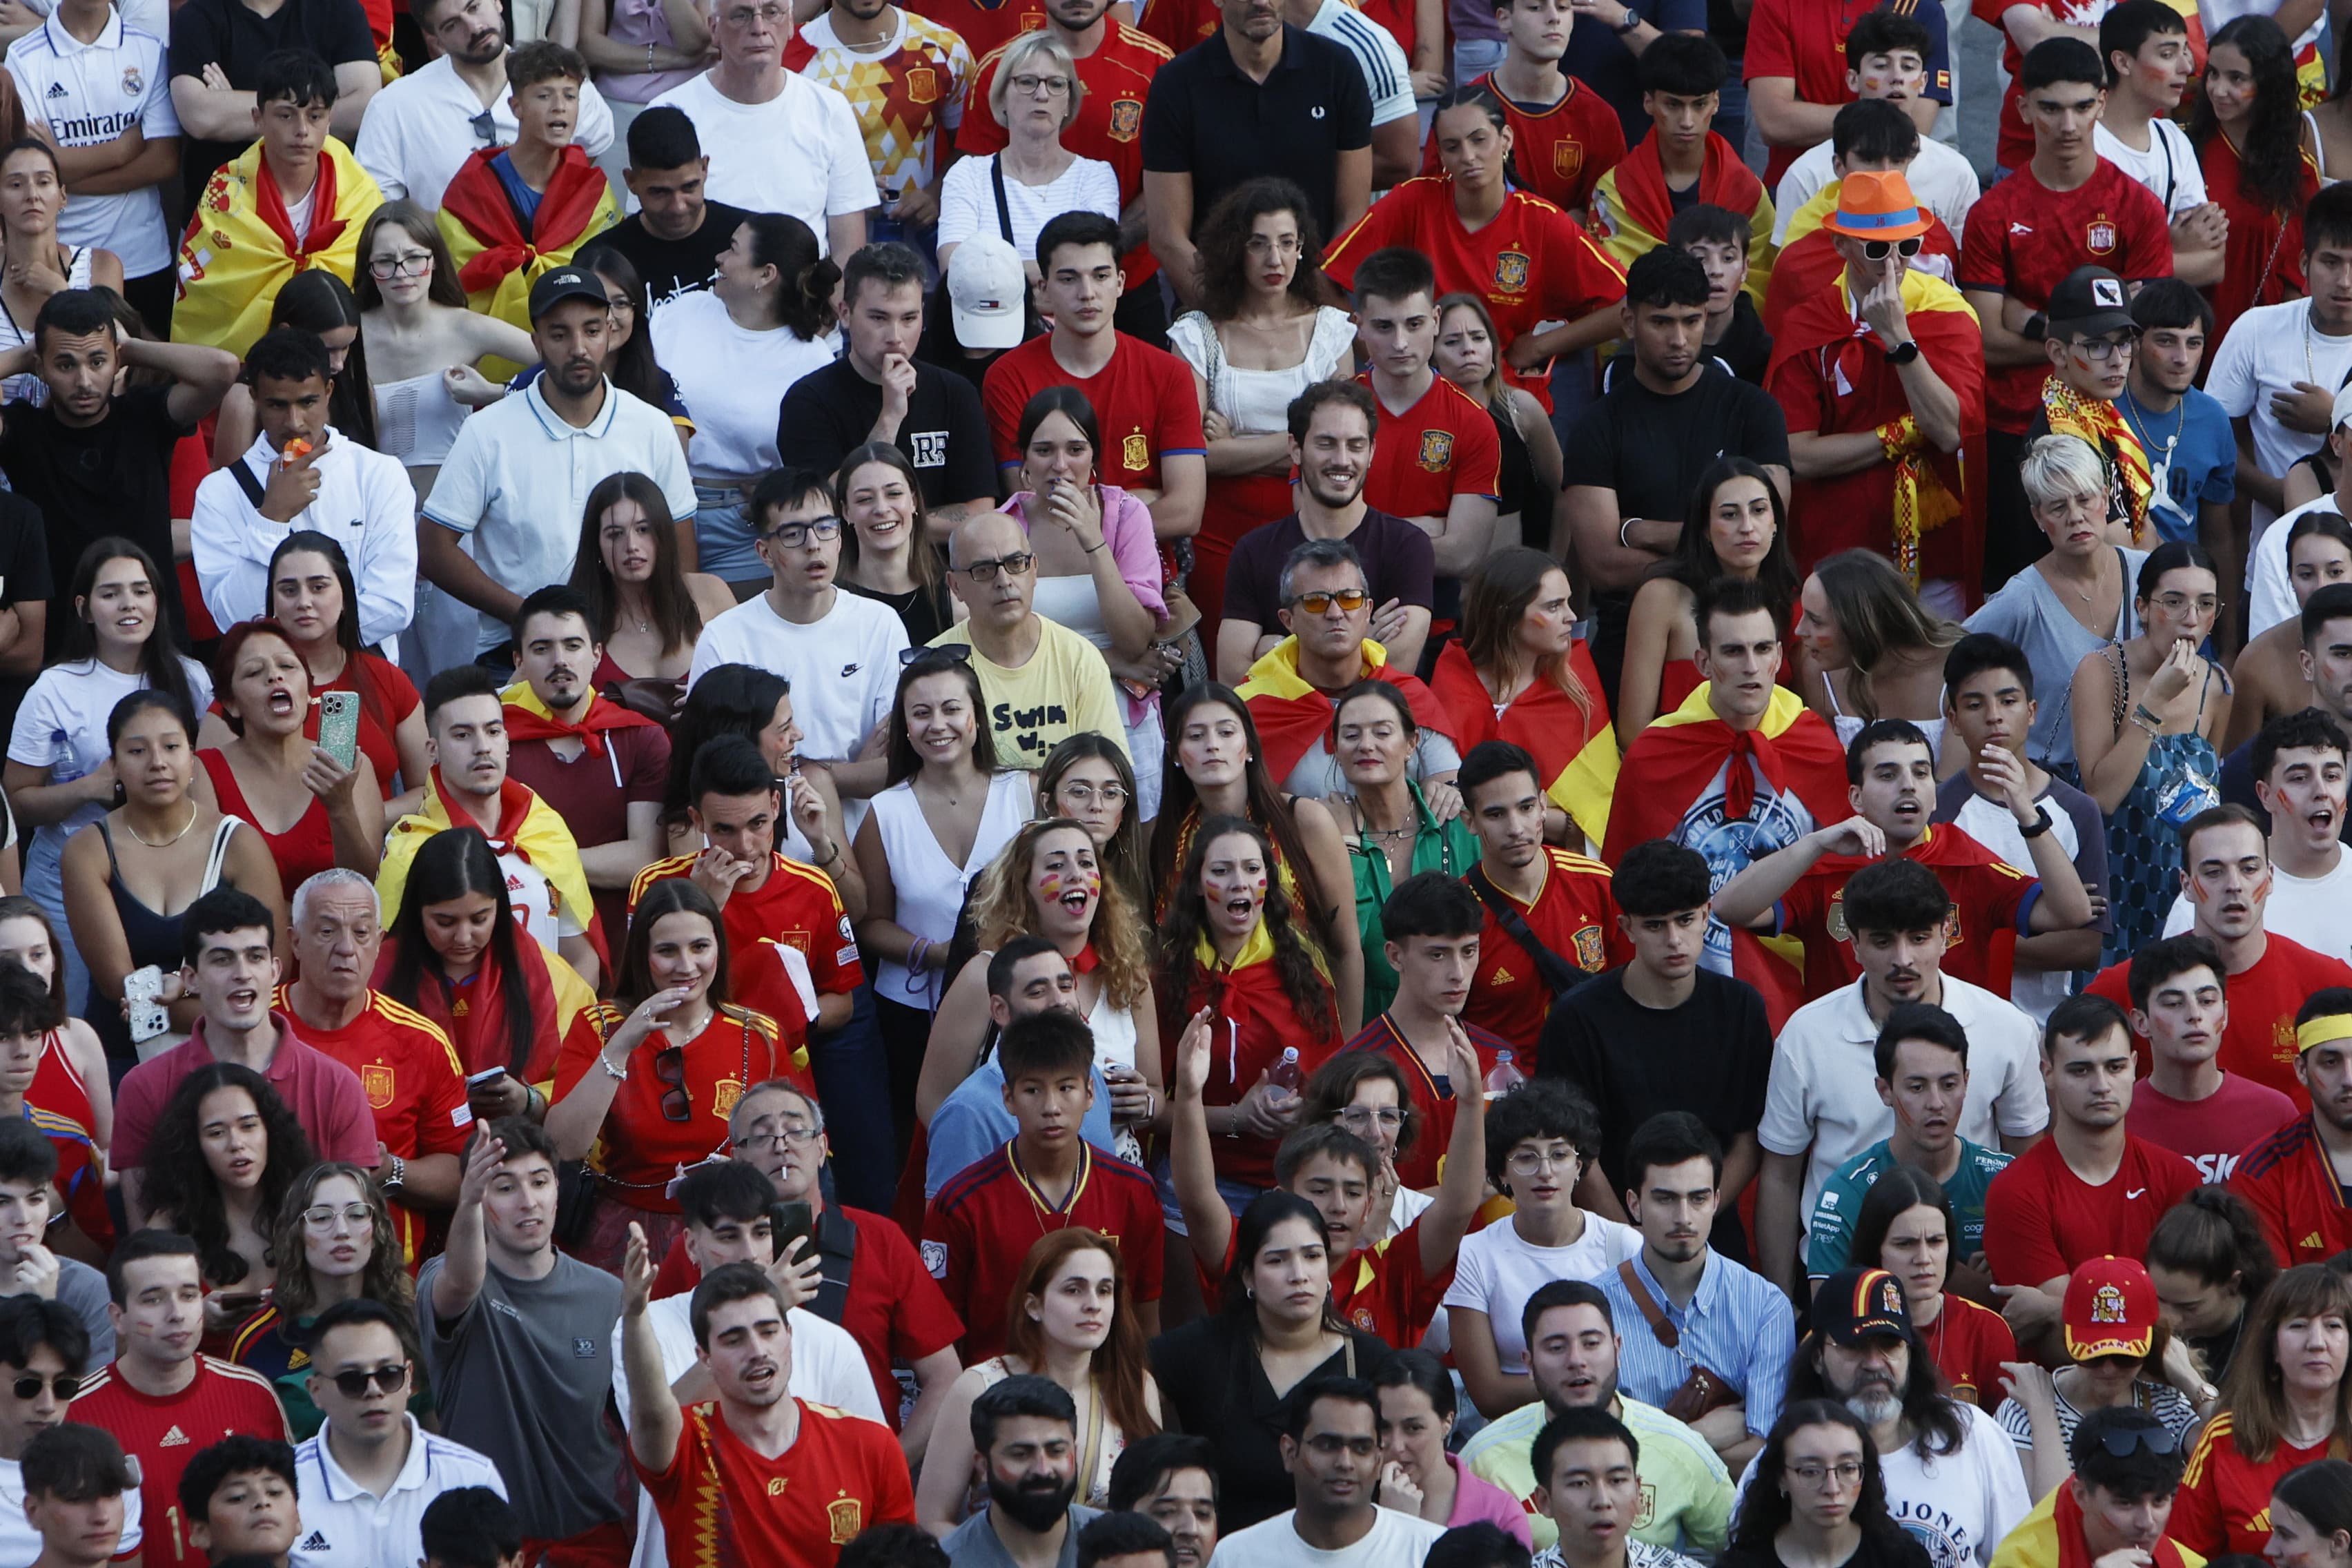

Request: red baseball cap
left=2064, top=1256, right=2159, bottom=1362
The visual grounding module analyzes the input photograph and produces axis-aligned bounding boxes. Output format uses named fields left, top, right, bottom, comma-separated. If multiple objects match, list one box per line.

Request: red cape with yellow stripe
left=1761, top=177, right=1961, bottom=335
left=436, top=144, right=619, bottom=338
left=1603, top=683, right=1850, bottom=1026
left=1235, top=636, right=1457, bottom=784
left=1591, top=130, right=1776, bottom=306
left=173, top=137, right=381, bottom=355
left=1426, top=640, right=1619, bottom=849
left=378, top=771, right=606, bottom=972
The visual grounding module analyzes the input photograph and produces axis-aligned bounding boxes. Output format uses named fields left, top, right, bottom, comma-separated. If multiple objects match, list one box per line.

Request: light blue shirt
left=1596, top=1248, right=1795, bottom=1439
left=925, top=1056, right=1119, bottom=1199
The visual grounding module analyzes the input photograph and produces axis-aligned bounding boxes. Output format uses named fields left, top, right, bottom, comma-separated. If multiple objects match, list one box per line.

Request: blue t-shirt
left=1567, top=0, right=1708, bottom=141
left=2120, top=384, right=2236, bottom=544
left=923, top=1056, right=1119, bottom=1199
left=490, top=150, right=545, bottom=230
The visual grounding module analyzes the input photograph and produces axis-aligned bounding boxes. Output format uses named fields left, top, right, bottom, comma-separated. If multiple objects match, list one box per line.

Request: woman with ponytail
left=650, top=212, right=841, bottom=594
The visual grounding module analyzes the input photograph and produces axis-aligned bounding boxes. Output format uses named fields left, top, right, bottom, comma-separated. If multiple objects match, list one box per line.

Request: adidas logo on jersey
left=1490, top=967, right=1515, bottom=985
left=2306, top=1233, right=2326, bottom=1251
left=43, top=83, right=64, bottom=97
left=300, top=1533, right=331, bottom=1554
left=159, top=1427, right=188, bottom=1447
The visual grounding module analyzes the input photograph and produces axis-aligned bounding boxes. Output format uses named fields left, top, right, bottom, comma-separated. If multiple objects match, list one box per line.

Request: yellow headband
left=2297, top=1015, right=2352, bottom=1053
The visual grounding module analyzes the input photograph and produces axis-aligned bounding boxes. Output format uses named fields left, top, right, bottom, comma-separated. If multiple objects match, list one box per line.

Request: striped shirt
left=290, top=1416, right=507, bottom=1568
left=1596, top=1251, right=1797, bottom=1441
left=1304, top=0, right=1414, bottom=126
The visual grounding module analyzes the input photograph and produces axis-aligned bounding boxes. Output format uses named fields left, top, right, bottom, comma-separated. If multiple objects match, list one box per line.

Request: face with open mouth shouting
left=226, top=627, right=312, bottom=741
left=1850, top=737, right=1935, bottom=844
left=1027, top=825, right=1103, bottom=941
left=701, top=1293, right=794, bottom=1408
left=1197, top=831, right=1270, bottom=946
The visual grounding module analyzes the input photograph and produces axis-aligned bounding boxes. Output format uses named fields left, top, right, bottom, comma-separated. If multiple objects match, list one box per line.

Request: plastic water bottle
left=1268, top=1047, right=1304, bottom=1095
left=1484, top=1050, right=1526, bottom=1103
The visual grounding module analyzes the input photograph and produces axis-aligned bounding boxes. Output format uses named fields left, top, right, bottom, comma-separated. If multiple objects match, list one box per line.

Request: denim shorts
left=694, top=487, right=764, bottom=585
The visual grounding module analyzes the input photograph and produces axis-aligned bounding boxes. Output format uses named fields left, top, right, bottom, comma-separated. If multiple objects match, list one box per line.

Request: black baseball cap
left=1813, top=1266, right=1912, bottom=1346
left=528, top=266, right=610, bottom=322
left=2046, top=265, right=2138, bottom=339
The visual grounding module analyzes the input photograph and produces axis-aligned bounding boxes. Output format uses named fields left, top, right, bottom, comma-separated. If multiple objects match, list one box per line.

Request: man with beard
left=1776, top=1267, right=2029, bottom=1568
left=2164, top=712, right=2352, bottom=954
left=498, top=587, right=670, bottom=946
left=2088, top=805, right=2352, bottom=1105
left=0, top=1297, right=135, bottom=1567
left=420, top=269, right=696, bottom=667
left=1596, top=1115, right=1791, bottom=1467
left=2124, top=935, right=2294, bottom=1184
left=944, top=1378, right=1096, bottom=1568
left=623, top=1237, right=914, bottom=1568
left=1107, top=1436, right=1221, bottom=1568
left=1215, top=384, right=1433, bottom=687
left=1206, top=1379, right=1444, bottom=1568
left=1458, top=1281, right=1734, bottom=1556
left=1987, top=1407, right=2195, bottom=1568
left=353, top=0, right=614, bottom=209
left=1982, top=997, right=2201, bottom=1348
left=2229, top=989, right=2352, bottom=1265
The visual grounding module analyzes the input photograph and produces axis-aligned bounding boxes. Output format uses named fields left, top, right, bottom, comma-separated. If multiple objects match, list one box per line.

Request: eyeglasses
left=2088, top=1426, right=2181, bottom=1459
left=1787, top=1461, right=1865, bottom=1489
left=8, top=1373, right=79, bottom=1402
left=302, top=1204, right=373, bottom=1232
left=721, top=3, right=786, bottom=22
left=2069, top=335, right=2138, bottom=362
left=2150, top=592, right=2219, bottom=616
left=1286, top=589, right=1369, bottom=616
left=1335, top=1106, right=1404, bottom=1133
left=654, top=1046, right=691, bottom=1124
left=761, top=517, right=843, bottom=549
left=369, top=252, right=433, bottom=280
left=1010, top=72, right=1072, bottom=96
left=901, top=643, right=975, bottom=667
left=1862, top=237, right=1924, bottom=262
left=327, top=1364, right=409, bottom=1398
left=1507, top=1147, right=1578, bottom=1176
left=961, top=551, right=1037, bottom=583
left=1057, top=781, right=1127, bottom=805
left=734, top=1124, right=822, bottom=1148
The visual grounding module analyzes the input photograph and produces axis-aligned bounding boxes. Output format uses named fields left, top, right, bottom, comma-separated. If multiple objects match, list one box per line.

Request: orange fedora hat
left=1822, top=168, right=1932, bottom=243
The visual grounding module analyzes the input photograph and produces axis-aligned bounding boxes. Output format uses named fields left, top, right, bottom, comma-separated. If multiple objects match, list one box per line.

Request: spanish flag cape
left=377, top=770, right=606, bottom=972
left=1234, top=636, right=1457, bottom=784
left=173, top=137, right=381, bottom=355
left=436, top=144, right=620, bottom=339
left=499, top=678, right=663, bottom=757
left=1602, top=682, right=1849, bottom=1027
left=1591, top=130, right=1776, bottom=306
left=1763, top=263, right=1986, bottom=596
left=369, top=927, right=602, bottom=1093
left=1762, top=179, right=1960, bottom=334
left=1175, top=919, right=1339, bottom=1187
left=1426, top=640, right=1619, bottom=849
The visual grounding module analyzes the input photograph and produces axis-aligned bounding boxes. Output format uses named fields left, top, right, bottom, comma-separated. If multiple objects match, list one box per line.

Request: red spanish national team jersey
left=28, top=1030, right=108, bottom=1248
left=637, top=1398, right=917, bottom=1568
left=1419, top=75, right=1625, bottom=219
left=273, top=986, right=472, bottom=1266
left=1325, top=178, right=1627, bottom=409
left=1358, top=372, right=1505, bottom=525
left=1462, top=848, right=1622, bottom=1050
left=1980, top=1133, right=2200, bottom=1286
left=2087, top=932, right=2352, bottom=1108
left=901, top=0, right=1043, bottom=70
left=1921, top=1291, right=2017, bottom=1407
left=983, top=331, right=1207, bottom=482
left=1957, top=158, right=2173, bottom=432
left=922, top=1139, right=1166, bottom=1360
left=2172, top=1415, right=2326, bottom=1558
left=1338, top=1013, right=1516, bottom=1190
left=1775, top=826, right=2039, bottom=1003
left=2229, top=1115, right=2352, bottom=1268
left=1743, top=0, right=1952, bottom=186
left=631, top=852, right=866, bottom=997
left=73, top=1357, right=291, bottom=1566
left=1333, top=1222, right=1453, bottom=1346
left=562, top=1006, right=783, bottom=1209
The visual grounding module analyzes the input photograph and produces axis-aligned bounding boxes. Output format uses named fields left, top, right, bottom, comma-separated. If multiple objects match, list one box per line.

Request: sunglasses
left=1863, top=237, right=1925, bottom=261
left=655, top=1045, right=691, bottom=1123
left=1287, top=589, right=1369, bottom=616
left=327, top=1364, right=409, bottom=1398
left=2086, top=1425, right=2180, bottom=1459
left=900, top=644, right=974, bottom=667
left=10, top=1373, right=78, bottom=1402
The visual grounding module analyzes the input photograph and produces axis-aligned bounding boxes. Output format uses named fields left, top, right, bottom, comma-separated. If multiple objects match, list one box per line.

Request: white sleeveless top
left=0, top=247, right=92, bottom=405
left=1086, top=986, right=1145, bottom=1164
left=869, top=770, right=1033, bottom=1008
left=1168, top=306, right=1358, bottom=435
left=373, top=368, right=472, bottom=469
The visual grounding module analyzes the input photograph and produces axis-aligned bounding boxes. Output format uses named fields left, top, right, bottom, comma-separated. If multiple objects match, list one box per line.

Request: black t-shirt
left=1715, top=294, right=1773, bottom=386
left=1140, top=26, right=1373, bottom=244
left=1722, top=1529, right=1934, bottom=1568
left=0, top=491, right=54, bottom=738
left=845, top=578, right=954, bottom=646
left=582, top=204, right=754, bottom=313
left=0, top=386, right=193, bottom=654
left=1564, top=362, right=1790, bottom=700
left=774, top=355, right=997, bottom=512
left=169, top=0, right=374, bottom=206
left=1540, top=966, right=1774, bottom=1248
left=1222, top=509, right=1435, bottom=631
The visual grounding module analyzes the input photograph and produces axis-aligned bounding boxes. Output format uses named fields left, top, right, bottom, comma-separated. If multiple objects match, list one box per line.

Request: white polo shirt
left=643, top=70, right=878, bottom=256
left=422, top=379, right=696, bottom=654
left=190, top=426, right=418, bottom=651
left=352, top=51, right=616, bottom=210
left=0, top=1453, right=141, bottom=1568
left=6, top=8, right=178, bottom=276
left=1758, top=973, right=2050, bottom=1219
left=288, top=1418, right=505, bottom=1568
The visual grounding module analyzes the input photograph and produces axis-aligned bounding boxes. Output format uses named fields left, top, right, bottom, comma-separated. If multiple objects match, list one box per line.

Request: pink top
left=1444, top=1454, right=1535, bottom=1546
left=111, top=1015, right=381, bottom=1173
left=1003, top=483, right=1168, bottom=619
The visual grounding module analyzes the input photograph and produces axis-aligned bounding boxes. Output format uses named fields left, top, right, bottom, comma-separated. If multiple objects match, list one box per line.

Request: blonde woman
left=1796, top=549, right=1965, bottom=754
left=934, top=31, right=1119, bottom=274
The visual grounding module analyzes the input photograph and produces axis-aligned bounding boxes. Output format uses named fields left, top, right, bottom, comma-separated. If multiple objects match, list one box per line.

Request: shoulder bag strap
left=1466, top=863, right=1585, bottom=999
left=812, top=1206, right=856, bottom=1324
left=991, top=156, right=1016, bottom=247
left=200, top=816, right=238, bottom=892
left=1616, top=1260, right=1683, bottom=1349
left=230, top=457, right=268, bottom=511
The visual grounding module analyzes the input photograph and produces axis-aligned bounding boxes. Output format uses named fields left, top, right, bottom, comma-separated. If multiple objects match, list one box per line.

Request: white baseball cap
left=2332, top=381, right=2352, bottom=431
left=948, top=236, right=1026, bottom=351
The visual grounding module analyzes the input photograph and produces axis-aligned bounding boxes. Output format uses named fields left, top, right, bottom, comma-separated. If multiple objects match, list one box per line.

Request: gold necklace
left=125, top=801, right=199, bottom=848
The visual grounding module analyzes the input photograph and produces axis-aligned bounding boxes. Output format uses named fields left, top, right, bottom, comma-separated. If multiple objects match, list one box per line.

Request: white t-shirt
left=1305, top=0, right=1416, bottom=126
left=1757, top=974, right=2049, bottom=1219
left=1946, top=788, right=2085, bottom=1024
left=2248, top=493, right=2344, bottom=638
left=935, top=153, right=1121, bottom=262
left=5, top=657, right=215, bottom=854
left=1770, top=135, right=1979, bottom=246
left=2207, top=298, right=2352, bottom=532
left=643, top=70, right=879, bottom=255
left=1735, top=1402, right=2030, bottom=1568
left=2164, top=855, right=2352, bottom=961
left=0, top=1453, right=140, bottom=1568
left=1440, top=1212, right=1640, bottom=1373
left=687, top=589, right=908, bottom=762
left=352, top=52, right=616, bottom=210
left=1210, top=1508, right=1449, bottom=1568
left=2199, top=0, right=2323, bottom=57
left=4, top=10, right=177, bottom=276
left=647, top=290, right=836, bottom=480
left=2093, top=117, right=2207, bottom=217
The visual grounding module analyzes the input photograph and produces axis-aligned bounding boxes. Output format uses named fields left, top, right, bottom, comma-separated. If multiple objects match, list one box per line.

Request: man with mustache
left=1982, top=996, right=2200, bottom=1351
left=2088, top=804, right=2352, bottom=1105
left=943, top=1377, right=1097, bottom=1568
left=1208, top=1379, right=1444, bottom=1568
left=2228, top=987, right=2352, bottom=1266
left=2121, top=935, right=2293, bottom=1185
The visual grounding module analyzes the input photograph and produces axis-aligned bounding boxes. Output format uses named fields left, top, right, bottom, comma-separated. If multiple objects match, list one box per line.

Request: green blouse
left=1344, top=782, right=1481, bottom=1019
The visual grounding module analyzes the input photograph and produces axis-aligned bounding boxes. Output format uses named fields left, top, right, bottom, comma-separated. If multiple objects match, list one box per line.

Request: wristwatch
left=1612, top=7, right=1640, bottom=31
left=381, top=1152, right=407, bottom=1194
left=2018, top=803, right=2055, bottom=840
left=1885, top=339, right=1921, bottom=366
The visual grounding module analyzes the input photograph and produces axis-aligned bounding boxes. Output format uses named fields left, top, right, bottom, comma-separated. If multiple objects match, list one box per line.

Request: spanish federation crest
left=2086, top=219, right=2117, bottom=254
left=1552, top=140, right=1582, bottom=181
left=1108, top=98, right=1143, bottom=141
left=360, top=1064, right=395, bottom=1110
left=828, top=1498, right=865, bottom=1543
left=1493, top=250, right=1531, bottom=294
left=2090, top=1282, right=2127, bottom=1324
left=905, top=66, right=938, bottom=103
left=1122, top=431, right=1150, bottom=470
left=1416, top=429, right=1453, bottom=472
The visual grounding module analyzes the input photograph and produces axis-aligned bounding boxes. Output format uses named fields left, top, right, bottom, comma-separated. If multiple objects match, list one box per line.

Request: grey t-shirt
left=55, top=1258, right=112, bottom=1366
left=418, top=1252, right=625, bottom=1542
left=944, top=1505, right=1101, bottom=1568
left=1961, top=548, right=2147, bottom=768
